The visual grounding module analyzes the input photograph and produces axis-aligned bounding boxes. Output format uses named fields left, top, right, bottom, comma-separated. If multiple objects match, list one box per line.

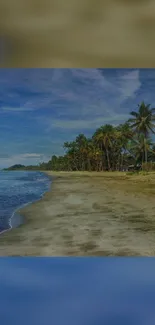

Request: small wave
left=0, top=171, right=52, bottom=235
left=9, top=180, right=51, bottom=229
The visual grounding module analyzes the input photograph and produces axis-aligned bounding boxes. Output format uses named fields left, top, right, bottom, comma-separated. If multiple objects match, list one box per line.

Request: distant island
left=3, top=164, right=40, bottom=171
left=3, top=164, right=26, bottom=171
left=3, top=102, right=155, bottom=173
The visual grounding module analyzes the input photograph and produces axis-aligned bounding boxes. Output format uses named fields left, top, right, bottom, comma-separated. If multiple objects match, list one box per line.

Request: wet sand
left=0, top=171, right=155, bottom=256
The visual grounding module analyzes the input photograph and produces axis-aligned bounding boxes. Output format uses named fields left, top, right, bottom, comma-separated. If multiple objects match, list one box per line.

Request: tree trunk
left=121, top=153, right=124, bottom=171
left=106, top=148, right=111, bottom=170
left=144, top=132, right=148, bottom=164
left=87, top=158, right=91, bottom=171
left=144, top=144, right=148, bottom=163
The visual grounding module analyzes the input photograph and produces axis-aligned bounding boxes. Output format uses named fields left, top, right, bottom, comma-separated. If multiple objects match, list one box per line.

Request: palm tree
left=93, top=124, right=116, bottom=170
left=87, top=140, right=104, bottom=171
left=116, top=122, right=134, bottom=170
left=75, top=134, right=89, bottom=170
left=129, top=134, right=154, bottom=166
left=63, top=141, right=79, bottom=171
left=128, top=101, right=155, bottom=163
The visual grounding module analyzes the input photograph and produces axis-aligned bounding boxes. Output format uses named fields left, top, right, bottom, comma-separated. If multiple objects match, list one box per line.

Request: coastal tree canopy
left=4, top=102, right=155, bottom=172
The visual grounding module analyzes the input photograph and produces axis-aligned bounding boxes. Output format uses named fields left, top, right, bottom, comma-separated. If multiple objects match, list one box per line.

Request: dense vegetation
left=4, top=102, right=155, bottom=172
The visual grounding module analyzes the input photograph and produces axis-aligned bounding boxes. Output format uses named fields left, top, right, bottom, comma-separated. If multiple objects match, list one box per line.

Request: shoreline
left=0, top=171, right=155, bottom=256
left=0, top=170, right=53, bottom=237
left=10, top=170, right=54, bottom=226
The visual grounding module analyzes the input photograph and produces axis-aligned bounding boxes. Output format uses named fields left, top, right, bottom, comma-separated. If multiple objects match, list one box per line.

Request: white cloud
left=1, top=153, right=42, bottom=160
left=0, top=69, right=141, bottom=119
left=20, top=153, right=42, bottom=158
left=0, top=153, right=50, bottom=168
left=46, top=114, right=130, bottom=130
left=1, top=106, right=33, bottom=112
left=118, top=70, right=141, bottom=101
left=0, top=69, right=142, bottom=162
left=50, top=69, right=141, bottom=118
left=33, top=69, right=141, bottom=134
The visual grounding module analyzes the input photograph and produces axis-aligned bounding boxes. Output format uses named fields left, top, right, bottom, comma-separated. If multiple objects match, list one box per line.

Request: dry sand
left=0, top=171, right=155, bottom=256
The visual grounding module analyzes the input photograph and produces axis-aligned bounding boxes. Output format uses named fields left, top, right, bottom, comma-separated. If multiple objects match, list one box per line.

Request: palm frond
left=148, top=126, right=155, bottom=134
left=128, top=118, right=137, bottom=124
left=130, top=111, right=139, bottom=117
left=129, top=122, right=140, bottom=128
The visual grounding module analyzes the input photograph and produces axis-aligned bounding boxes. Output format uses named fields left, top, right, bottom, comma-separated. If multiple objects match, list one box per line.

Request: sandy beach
left=0, top=171, right=155, bottom=256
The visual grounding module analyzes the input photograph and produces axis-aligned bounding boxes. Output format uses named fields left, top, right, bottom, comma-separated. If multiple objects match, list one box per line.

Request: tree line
left=5, top=102, right=155, bottom=172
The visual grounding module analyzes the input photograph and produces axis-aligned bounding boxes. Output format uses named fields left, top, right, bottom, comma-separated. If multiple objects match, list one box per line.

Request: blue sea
left=0, top=170, right=52, bottom=234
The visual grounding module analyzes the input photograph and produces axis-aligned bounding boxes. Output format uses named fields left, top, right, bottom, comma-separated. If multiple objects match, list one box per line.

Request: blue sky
left=1, top=257, right=155, bottom=325
left=0, top=68, right=155, bottom=168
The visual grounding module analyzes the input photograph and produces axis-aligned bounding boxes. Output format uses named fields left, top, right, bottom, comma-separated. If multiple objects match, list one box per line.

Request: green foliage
left=4, top=101, right=155, bottom=173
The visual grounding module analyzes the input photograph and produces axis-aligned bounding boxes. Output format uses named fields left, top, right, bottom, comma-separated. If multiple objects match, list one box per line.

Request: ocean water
left=0, top=170, right=52, bottom=234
